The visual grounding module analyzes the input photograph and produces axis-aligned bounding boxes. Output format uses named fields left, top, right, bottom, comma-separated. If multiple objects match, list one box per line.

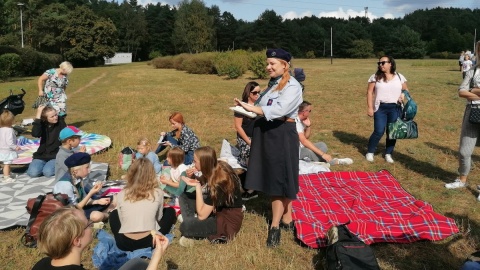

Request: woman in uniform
left=234, top=48, right=303, bottom=247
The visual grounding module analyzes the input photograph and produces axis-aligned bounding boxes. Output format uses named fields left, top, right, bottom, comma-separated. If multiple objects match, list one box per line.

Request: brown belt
left=276, top=116, right=295, bottom=122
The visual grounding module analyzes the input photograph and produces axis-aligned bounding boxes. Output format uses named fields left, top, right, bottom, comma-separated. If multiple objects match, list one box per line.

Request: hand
left=36, top=105, right=46, bottom=118
left=79, top=145, right=87, bottom=152
left=95, top=197, right=110, bottom=205
left=367, top=108, right=374, bottom=117
left=321, top=153, right=332, bottom=162
left=234, top=98, right=242, bottom=106
left=302, top=117, right=311, bottom=127
left=89, top=182, right=103, bottom=194
left=159, top=175, right=169, bottom=184
left=152, top=234, right=169, bottom=253
left=182, top=176, right=200, bottom=187
left=15, top=146, right=21, bottom=151
left=186, top=167, right=197, bottom=177
left=160, top=132, right=166, bottom=136
left=398, top=93, right=405, bottom=103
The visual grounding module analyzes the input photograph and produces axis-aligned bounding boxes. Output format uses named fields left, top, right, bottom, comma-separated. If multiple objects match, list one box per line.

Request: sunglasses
left=84, top=220, right=94, bottom=230
left=250, top=91, right=260, bottom=95
left=302, top=110, right=311, bottom=113
left=377, top=61, right=391, bottom=66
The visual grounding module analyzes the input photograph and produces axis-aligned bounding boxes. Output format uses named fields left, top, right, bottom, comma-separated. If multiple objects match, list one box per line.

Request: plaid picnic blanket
left=292, top=170, right=459, bottom=248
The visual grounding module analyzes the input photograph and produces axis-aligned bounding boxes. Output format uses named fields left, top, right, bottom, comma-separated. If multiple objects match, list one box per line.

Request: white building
left=104, top=53, right=132, bottom=65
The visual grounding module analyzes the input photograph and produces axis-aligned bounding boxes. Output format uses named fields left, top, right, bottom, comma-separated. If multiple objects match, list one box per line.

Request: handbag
left=0, top=88, right=26, bottom=116
left=468, top=67, right=480, bottom=124
left=388, top=118, right=418, bottom=139
left=32, top=95, right=48, bottom=109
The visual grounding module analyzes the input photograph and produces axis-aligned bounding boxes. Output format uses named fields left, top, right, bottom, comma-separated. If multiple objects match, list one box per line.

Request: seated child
left=55, top=126, right=86, bottom=181
left=53, top=152, right=113, bottom=222
left=135, top=137, right=161, bottom=174
left=160, top=147, right=188, bottom=205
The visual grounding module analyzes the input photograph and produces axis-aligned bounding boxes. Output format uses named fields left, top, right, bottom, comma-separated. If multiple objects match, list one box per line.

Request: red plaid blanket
left=292, top=170, right=459, bottom=248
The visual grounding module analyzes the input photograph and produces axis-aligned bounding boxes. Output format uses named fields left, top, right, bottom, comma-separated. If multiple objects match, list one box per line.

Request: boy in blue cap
left=55, top=126, right=86, bottom=181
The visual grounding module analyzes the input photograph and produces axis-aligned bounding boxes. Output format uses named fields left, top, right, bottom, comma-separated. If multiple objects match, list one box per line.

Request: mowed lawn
left=0, top=58, right=477, bottom=269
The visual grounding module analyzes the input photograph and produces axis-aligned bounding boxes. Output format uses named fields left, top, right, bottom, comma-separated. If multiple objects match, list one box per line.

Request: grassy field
left=0, top=58, right=477, bottom=269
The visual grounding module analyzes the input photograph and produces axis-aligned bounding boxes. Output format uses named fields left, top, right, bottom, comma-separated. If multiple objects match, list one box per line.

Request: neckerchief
left=255, top=76, right=281, bottom=105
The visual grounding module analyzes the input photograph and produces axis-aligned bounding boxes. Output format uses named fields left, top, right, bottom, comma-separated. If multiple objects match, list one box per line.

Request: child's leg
left=89, top=211, right=105, bottom=222
left=3, top=164, right=10, bottom=177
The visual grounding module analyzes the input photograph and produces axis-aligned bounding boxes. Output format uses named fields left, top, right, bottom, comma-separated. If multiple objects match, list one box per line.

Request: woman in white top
left=366, top=55, right=408, bottom=163
left=110, top=158, right=176, bottom=251
left=445, top=41, right=480, bottom=190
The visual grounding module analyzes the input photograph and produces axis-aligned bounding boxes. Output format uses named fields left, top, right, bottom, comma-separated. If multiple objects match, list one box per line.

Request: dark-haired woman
left=234, top=48, right=303, bottom=247
left=27, top=105, right=66, bottom=177
left=366, top=56, right=408, bottom=164
left=234, top=81, right=260, bottom=200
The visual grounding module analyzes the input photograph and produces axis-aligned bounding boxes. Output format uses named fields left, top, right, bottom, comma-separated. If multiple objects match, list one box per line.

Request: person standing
left=445, top=41, right=480, bottom=190
left=234, top=48, right=303, bottom=247
left=462, top=54, right=473, bottom=79
left=37, top=61, right=73, bottom=117
left=366, top=56, right=408, bottom=163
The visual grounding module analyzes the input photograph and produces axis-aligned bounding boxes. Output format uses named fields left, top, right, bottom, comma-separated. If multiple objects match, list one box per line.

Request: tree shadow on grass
left=313, top=212, right=475, bottom=269
left=333, top=130, right=457, bottom=182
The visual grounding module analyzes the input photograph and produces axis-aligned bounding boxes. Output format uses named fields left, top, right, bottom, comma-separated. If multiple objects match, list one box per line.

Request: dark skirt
left=244, top=118, right=299, bottom=199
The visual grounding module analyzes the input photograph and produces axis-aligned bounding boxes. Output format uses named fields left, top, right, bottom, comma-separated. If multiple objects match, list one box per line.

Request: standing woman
left=27, top=105, right=66, bottom=177
left=37, top=61, right=73, bottom=117
left=234, top=48, right=303, bottom=247
left=366, top=56, right=408, bottom=163
left=234, top=81, right=260, bottom=200
left=155, top=112, right=200, bottom=165
left=445, top=41, right=480, bottom=189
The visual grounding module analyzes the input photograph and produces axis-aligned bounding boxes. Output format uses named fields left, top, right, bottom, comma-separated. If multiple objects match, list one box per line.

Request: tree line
left=0, top=0, right=479, bottom=66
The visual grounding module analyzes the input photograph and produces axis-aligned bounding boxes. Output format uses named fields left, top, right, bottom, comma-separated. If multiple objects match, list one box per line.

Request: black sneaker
left=266, top=226, right=281, bottom=247
left=279, top=220, right=295, bottom=231
left=242, top=191, right=258, bottom=201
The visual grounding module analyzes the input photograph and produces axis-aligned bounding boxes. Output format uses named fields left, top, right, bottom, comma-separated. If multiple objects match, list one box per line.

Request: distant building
left=104, top=53, right=132, bottom=65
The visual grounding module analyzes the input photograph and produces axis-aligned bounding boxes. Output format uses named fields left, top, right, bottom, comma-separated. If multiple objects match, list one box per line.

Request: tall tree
left=172, top=0, right=214, bottom=53
left=217, top=11, right=238, bottom=51
left=145, top=3, right=176, bottom=56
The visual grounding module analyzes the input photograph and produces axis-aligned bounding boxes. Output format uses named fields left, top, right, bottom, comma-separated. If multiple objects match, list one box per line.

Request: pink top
left=368, top=73, right=406, bottom=112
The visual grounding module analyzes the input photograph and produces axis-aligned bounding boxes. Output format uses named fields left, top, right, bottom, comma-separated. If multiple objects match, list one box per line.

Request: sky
left=135, top=0, right=480, bottom=22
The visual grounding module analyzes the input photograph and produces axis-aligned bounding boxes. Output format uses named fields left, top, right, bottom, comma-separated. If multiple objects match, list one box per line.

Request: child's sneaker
left=445, top=178, right=467, bottom=189
left=2, top=176, right=15, bottom=183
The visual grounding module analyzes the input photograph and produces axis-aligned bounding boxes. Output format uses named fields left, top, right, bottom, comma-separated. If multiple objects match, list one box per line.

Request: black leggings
left=109, top=208, right=176, bottom=251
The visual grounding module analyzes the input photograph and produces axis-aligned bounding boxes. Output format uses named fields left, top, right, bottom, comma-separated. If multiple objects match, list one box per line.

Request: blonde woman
left=32, top=206, right=169, bottom=270
left=110, top=158, right=176, bottom=251
left=234, top=48, right=303, bottom=247
left=37, top=61, right=73, bottom=116
left=52, top=152, right=112, bottom=222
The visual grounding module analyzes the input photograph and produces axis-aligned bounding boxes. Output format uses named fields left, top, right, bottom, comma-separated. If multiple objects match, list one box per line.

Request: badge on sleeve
left=267, top=99, right=273, bottom=106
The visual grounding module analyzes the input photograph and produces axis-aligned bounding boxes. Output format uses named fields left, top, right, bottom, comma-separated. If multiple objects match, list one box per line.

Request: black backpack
left=0, top=88, right=26, bottom=116
left=325, top=225, right=380, bottom=270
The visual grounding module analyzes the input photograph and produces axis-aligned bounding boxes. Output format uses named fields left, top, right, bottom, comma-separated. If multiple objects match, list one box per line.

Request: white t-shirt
left=170, top=163, right=187, bottom=183
left=295, top=117, right=306, bottom=148
left=463, top=60, right=473, bottom=72
left=368, top=73, right=407, bottom=112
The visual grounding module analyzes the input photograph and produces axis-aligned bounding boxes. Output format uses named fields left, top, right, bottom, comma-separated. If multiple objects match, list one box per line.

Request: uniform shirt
left=256, top=77, right=303, bottom=121
left=368, top=73, right=407, bottom=112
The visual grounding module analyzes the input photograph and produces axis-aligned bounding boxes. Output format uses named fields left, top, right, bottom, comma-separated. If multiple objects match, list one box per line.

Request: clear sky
left=137, top=0, right=480, bottom=22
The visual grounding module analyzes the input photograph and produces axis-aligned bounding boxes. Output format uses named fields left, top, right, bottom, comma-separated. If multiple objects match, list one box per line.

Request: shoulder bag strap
left=25, top=195, right=46, bottom=235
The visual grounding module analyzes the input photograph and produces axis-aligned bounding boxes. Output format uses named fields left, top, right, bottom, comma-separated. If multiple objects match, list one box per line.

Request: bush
left=17, top=48, right=63, bottom=76
left=0, top=53, right=21, bottom=81
left=172, top=53, right=189, bottom=71
left=305, top=51, right=316, bottom=59
left=248, top=52, right=268, bottom=79
left=151, top=56, right=174, bottom=69
left=430, top=51, right=459, bottom=59
left=149, top=51, right=162, bottom=60
left=0, top=45, right=20, bottom=56
left=182, top=53, right=217, bottom=74
left=214, top=51, right=248, bottom=79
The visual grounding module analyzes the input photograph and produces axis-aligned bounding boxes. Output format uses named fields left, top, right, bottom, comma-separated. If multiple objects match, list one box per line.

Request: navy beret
left=64, top=152, right=91, bottom=168
left=266, top=48, right=292, bottom=63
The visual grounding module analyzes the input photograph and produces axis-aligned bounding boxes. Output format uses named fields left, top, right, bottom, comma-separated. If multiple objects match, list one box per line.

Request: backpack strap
left=25, top=194, right=46, bottom=236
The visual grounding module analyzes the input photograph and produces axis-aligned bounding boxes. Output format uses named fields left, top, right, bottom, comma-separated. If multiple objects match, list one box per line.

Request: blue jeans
left=462, top=261, right=480, bottom=270
left=27, top=159, right=56, bottom=177
left=155, top=135, right=194, bottom=165
left=367, top=103, right=400, bottom=155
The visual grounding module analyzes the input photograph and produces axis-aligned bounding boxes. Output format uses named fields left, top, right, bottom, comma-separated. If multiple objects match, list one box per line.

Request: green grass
left=0, top=58, right=477, bottom=269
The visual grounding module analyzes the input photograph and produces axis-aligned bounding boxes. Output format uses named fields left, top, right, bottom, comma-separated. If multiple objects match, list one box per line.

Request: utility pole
left=364, top=7, right=368, bottom=18
left=17, top=3, right=25, bottom=48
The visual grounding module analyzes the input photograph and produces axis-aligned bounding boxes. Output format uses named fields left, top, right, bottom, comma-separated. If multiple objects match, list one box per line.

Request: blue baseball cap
left=266, top=48, right=292, bottom=63
left=59, top=126, right=82, bottom=141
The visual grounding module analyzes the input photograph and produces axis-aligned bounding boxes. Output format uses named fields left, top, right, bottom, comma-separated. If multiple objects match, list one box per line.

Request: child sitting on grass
left=160, top=147, right=188, bottom=206
left=0, top=110, right=19, bottom=183
left=53, top=152, right=113, bottom=222
left=55, top=126, right=86, bottom=181
left=136, top=137, right=162, bottom=174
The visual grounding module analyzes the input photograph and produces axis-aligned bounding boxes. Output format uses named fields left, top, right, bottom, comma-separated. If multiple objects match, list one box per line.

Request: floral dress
left=43, top=68, right=68, bottom=116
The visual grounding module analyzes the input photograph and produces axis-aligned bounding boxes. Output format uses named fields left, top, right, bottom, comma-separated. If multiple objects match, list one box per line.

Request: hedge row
left=0, top=46, right=63, bottom=81
left=151, top=50, right=268, bottom=79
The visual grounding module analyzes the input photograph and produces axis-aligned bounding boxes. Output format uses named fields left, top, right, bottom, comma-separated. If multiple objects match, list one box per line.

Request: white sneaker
left=445, top=178, right=467, bottom=189
left=365, top=153, right=374, bottom=162
left=179, top=236, right=195, bottom=247
left=385, top=154, right=394, bottom=163
left=2, top=176, right=15, bottom=183
left=336, top=158, right=353, bottom=165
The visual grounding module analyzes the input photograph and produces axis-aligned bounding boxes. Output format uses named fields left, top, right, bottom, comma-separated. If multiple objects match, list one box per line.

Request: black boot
left=266, top=226, right=281, bottom=247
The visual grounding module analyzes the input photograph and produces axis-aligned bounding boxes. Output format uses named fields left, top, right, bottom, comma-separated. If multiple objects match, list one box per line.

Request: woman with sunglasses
left=32, top=206, right=169, bottom=270
left=234, top=81, right=260, bottom=200
left=234, top=49, right=303, bottom=247
left=366, top=56, right=408, bottom=163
